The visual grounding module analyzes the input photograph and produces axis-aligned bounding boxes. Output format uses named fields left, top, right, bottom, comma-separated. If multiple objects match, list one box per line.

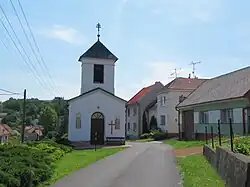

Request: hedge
left=0, top=140, right=72, bottom=187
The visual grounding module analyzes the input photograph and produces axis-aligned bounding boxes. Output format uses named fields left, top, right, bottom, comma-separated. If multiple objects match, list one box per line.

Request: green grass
left=163, top=139, right=204, bottom=149
left=177, top=154, right=225, bottom=187
left=163, top=136, right=237, bottom=149
left=41, top=147, right=124, bottom=186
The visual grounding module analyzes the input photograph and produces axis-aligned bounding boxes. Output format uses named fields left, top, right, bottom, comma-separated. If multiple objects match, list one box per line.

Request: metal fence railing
left=203, top=118, right=237, bottom=151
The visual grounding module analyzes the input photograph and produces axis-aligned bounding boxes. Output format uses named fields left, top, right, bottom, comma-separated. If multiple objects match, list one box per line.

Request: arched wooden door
left=90, top=112, right=104, bottom=145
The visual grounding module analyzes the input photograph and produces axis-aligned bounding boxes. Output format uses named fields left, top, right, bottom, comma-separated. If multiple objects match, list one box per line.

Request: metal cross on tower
left=96, top=23, right=101, bottom=40
left=190, top=61, right=201, bottom=78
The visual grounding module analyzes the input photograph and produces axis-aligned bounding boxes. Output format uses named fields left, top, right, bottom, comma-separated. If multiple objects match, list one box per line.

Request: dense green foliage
left=234, top=136, right=250, bottom=155
left=0, top=141, right=72, bottom=187
left=0, top=97, right=68, bottom=137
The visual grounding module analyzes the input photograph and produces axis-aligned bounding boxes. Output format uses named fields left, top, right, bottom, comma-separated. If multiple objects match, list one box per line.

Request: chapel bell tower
left=78, top=23, right=118, bottom=95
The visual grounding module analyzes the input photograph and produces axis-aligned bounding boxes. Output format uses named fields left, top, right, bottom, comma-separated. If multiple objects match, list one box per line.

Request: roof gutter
left=177, top=97, right=246, bottom=111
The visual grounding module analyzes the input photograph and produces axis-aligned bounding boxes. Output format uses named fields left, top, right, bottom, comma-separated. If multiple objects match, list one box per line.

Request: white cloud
left=41, top=25, right=83, bottom=45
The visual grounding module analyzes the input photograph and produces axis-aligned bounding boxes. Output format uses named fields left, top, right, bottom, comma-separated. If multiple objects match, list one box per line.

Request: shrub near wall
left=0, top=141, right=72, bottom=187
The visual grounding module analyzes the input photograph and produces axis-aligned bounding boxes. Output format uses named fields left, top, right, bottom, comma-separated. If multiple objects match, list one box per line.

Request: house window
left=199, top=111, right=209, bottom=124
left=93, top=64, right=104, bottom=83
left=127, top=122, right=130, bottom=130
left=76, top=113, right=81, bottom=129
left=160, top=115, right=165, bottom=125
left=221, top=109, right=233, bottom=123
left=133, top=107, right=137, bottom=116
left=160, top=96, right=166, bottom=106
left=133, top=123, right=137, bottom=131
left=127, top=108, right=130, bottom=117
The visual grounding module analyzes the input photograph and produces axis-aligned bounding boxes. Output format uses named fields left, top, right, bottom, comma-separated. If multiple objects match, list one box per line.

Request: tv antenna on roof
left=170, top=68, right=182, bottom=78
left=189, top=61, right=201, bottom=78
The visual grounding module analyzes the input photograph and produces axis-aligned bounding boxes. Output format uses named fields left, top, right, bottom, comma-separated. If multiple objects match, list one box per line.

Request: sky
left=0, top=0, right=250, bottom=101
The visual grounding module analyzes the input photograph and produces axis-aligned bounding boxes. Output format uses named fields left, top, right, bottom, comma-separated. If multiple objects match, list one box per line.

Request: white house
left=156, top=77, right=206, bottom=137
left=126, top=82, right=164, bottom=139
left=177, top=66, right=250, bottom=140
left=68, top=24, right=126, bottom=145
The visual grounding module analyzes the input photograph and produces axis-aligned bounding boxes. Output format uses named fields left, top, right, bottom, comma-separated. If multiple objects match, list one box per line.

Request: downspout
left=175, top=106, right=182, bottom=140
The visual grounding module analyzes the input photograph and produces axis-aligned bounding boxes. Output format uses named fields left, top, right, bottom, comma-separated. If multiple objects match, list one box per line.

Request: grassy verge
left=177, top=154, right=225, bottom=187
left=163, top=136, right=237, bottom=149
left=41, top=147, right=124, bottom=186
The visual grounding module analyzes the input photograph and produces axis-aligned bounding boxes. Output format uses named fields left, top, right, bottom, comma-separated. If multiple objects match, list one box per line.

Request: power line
left=0, top=88, right=20, bottom=95
left=0, top=3, right=55, bottom=96
left=0, top=93, right=20, bottom=96
left=9, top=0, right=60, bottom=95
left=0, top=32, right=31, bottom=74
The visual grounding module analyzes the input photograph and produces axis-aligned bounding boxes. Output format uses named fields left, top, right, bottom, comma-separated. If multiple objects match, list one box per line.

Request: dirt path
left=174, top=146, right=203, bottom=157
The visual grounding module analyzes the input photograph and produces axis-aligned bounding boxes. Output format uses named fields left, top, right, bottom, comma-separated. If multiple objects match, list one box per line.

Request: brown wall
left=182, top=110, right=194, bottom=140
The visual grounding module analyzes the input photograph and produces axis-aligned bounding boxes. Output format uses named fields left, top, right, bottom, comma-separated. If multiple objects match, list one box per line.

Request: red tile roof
left=128, top=85, right=153, bottom=104
left=165, top=77, right=207, bottom=90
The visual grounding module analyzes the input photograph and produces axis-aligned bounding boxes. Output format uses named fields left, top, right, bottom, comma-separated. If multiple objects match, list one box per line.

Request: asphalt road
left=51, top=142, right=182, bottom=187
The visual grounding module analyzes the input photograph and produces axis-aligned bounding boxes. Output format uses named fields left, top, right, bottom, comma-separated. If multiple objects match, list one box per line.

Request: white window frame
left=76, top=113, right=81, bottom=129
left=221, top=109, right=234, bottom=124
left=133, top=107, right=137, bottom=116
left=127, top=122, right=130, bottom=131
left=160, top=115, right=166, bottom=125
left=199, top=111, right=209, bottom=124
left=133, top=123, right=137, bottom=131
left=127, top=108, right=130, bottom=117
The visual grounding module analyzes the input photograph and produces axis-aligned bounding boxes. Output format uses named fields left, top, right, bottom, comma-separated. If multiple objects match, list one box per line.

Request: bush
left=139, top=133, right=151, bottom=139
left=0, top=140, right=72, bottom=187
left=151, top=130, right=167, bottom=141
left=234, top=137, right=250, bottom=155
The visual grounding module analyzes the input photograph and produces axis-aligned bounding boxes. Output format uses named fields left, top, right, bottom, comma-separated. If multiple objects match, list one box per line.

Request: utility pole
left=21, top=89, right=26, bottom=143
left=170, top=68, right=181, bottom=78
left=190, top=61, right=201, bottom=78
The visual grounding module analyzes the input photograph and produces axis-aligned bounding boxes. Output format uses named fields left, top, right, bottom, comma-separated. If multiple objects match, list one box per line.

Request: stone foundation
left=203, top=145, right=250, bottom=187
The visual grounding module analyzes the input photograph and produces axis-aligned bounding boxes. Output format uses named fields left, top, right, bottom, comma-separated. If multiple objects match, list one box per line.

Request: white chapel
left=68, top=23, right=126, bottom=145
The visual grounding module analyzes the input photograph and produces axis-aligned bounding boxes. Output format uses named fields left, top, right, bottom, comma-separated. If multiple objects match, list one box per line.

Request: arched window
left=76, top=113, right=81, bottom=129
left=91, top=112, right=104, bottom=119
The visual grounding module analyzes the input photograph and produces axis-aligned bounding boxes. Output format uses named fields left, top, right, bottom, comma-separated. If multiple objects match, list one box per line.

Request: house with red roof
left=157, top=77, right=207, bottom=138
left=126, top=81, right=164, bottom=139
left=0, top=124, right=13, bottom=144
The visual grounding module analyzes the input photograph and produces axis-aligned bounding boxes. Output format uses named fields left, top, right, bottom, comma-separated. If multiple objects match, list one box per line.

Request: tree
left=2, top=98, right=22, bottom=111
left=39, top=105, right=58, bottom=135
left=149, top=116, right=157, bottom=130
left=142, top=112, right=149, bottom=133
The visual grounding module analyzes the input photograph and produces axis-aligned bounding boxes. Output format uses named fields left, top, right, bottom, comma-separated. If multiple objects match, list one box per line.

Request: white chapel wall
left=68, top=90, right=126, bottom=142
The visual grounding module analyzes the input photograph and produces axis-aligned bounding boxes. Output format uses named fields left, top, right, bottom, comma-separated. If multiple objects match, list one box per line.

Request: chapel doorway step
left=71, top=141, right=91, bottom=148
